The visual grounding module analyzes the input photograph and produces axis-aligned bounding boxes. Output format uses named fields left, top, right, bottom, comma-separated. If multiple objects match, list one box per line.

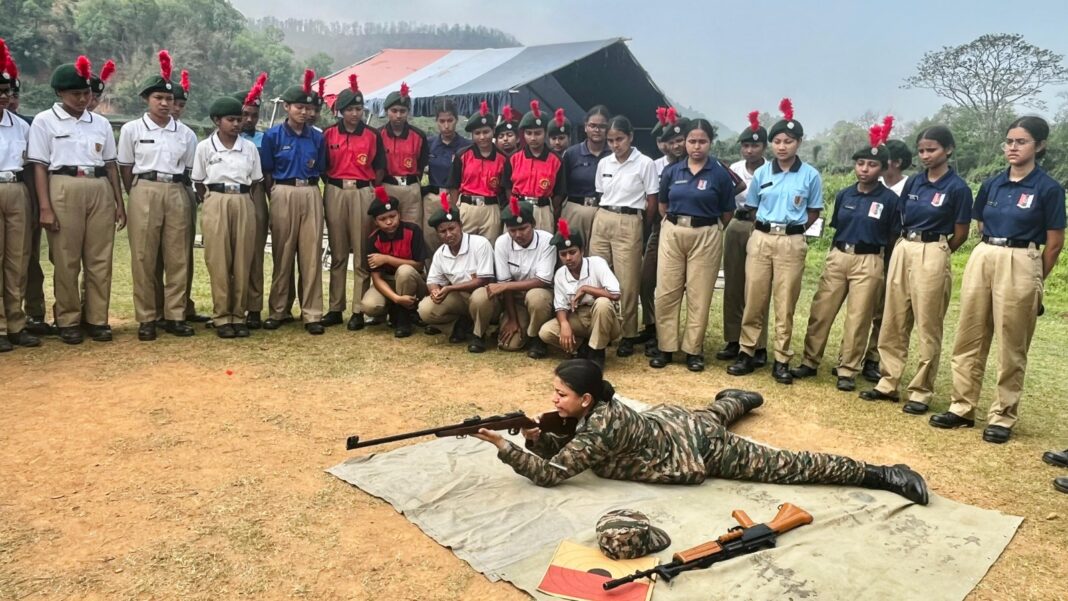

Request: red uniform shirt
left=447, top=146, right=507, bottom=198
left=363, top=222, right=426, bottom=275
left=324, top=122, right=385, bottom=181
left=502, top=146, right=566, bottom=199
left=381, top=123, right=429, bottom=177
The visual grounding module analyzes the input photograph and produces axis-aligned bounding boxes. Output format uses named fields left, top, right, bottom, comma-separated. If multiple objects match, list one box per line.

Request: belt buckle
left=0, top=171, right=14, bottom=183
left=843, top=243, right=855, bottom=254
left=583, top=196, right=598, bottom=207
left=76, top=166, right=95, bottom=178
left=989, top=237, right=1007, bottom=246
left=677, top=215, right=692, bottom=227
left=908, top=231, right=920, bottom=241
left=157, top=173, right=175, bottom=184
left=473, top=196, right=485, bottom=207
left=294, top=179, right=308, bottom=187
left=342, top=179, right=356, bottom=190
left=770, top=222, right=786, bottom=235
left=224, top=183, right=241, bottom=194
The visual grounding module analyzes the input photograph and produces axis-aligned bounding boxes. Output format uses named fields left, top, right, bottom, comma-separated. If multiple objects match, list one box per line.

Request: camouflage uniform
left=497, top=395, right=866, bottom=487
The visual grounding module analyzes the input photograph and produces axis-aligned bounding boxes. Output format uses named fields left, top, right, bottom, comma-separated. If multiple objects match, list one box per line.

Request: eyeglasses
left=585, top=123, right=608, bottom=130
left=1002, top=138, right=1033, bottom=149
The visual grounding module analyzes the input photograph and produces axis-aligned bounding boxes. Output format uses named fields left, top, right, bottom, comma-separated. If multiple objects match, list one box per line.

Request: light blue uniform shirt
left=745, top=158, right=823, bottom=226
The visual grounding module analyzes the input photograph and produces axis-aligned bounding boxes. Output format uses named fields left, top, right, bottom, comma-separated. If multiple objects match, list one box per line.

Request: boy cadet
left=422, top=99, right=470, bottom=256
left=233, top=73, right=269, bottom=329
left=495, top=105, right=520, bottom=156
left=728, top=99, right=823, bottom=384
left=538, top=218, right=622, bottom=370
left=259, top=69, right=327, bottom=335
left=468, top=198, right=555, bottom=355
left=27, top=57, right=127, bottom=344
left=417, top=194, right=495, bottom=344
left=191, top=96, right=263, bottom=338
left=448, top=101, right=507, bottom=244
left=380, top=83, right=428, bottom=228
left=322, top=74, right=386, bottom=331
left=117, top=51, right=197, bottom=340
left=547, top=108, right=572, bottom=155
left=0, top=41, right=38, bottom=351
left=503, top=100, right=566, bottom=232
left=360, top=186, right=427, bottom=338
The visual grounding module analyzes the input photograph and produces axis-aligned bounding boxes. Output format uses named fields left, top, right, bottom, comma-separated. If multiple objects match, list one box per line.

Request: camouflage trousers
left=696, top=395, right=866, bottom=486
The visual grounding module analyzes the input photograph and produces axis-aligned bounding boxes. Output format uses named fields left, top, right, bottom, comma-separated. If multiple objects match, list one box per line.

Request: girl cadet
left=235, top=73, right=269, bottom=330
left=422, top=98, right=471, bottom=257
left=259, top=69, right=327, bottom=335
left=321, top=74, right=386, bottom=332
left=118, top=51, right=197, bottom=342
left=728, top=99, right=822, bottom=385
left=791, top=119, right=900, bottom=392
left=861, top=125, right=972, bottom=411
left=648, top=119, right=735, bottom=372
left=591, top=115, right=659, bottom=358
left=560, top=105, right=612, bottom=252
left=538, top=219, right=622, bottom=370
left=503, top=100, right=566, bottom=232
left=0, top=41, right=38, bottom=351
left=190, top=96, right=263, bottom=339
left=447, top=101, right=507, bottom=244
left=931, top=117, right=1065, bottom=443
left=27, top=57, right=126, bottom=345
left=360, top=186, right=427, bottom=339
left=494, top=106, right=520, bottom=156
left=547, top=108, right=572, bottom=155
left=472, top=359, right=929, bottom=508
left=380, top=82, right=429, bottom=229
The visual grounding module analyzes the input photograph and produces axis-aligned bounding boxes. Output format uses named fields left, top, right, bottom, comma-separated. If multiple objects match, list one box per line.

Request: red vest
left=509, top=148, right=562, bottom=198
left=382, top=125, right=425, bottom=176
left=324, top=123, right=379, bottom=181
left=456, top=147, right=506, bottom=197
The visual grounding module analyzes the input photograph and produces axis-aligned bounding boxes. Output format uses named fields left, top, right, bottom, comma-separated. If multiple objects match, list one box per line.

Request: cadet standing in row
left=547, top=108, right=572, bottom=155
left=504, top=100, right=565, bottom=232
left=560, top=105, right=612, bottom=251
left=235, top=73, right=269, bottom=329
left=380, top=83, right=428, bottom=230
left=448, top=101, right=506, bottom=243
left=423, top=99, right=470, bottom=255
left=494, top=106, right=519, bottom=156
left=360, top=186, right=427, bottom=338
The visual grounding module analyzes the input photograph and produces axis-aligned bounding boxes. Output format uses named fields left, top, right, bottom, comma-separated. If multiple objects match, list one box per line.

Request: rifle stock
left=345, top=410, right=577, bottom=450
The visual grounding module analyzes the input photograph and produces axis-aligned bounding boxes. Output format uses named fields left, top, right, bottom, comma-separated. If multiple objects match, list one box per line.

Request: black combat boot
left=862, top=464, right=929, bottom=505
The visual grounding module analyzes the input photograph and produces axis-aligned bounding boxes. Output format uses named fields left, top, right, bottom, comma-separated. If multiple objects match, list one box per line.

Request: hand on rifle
left=472, top=428, right=507, bottom=450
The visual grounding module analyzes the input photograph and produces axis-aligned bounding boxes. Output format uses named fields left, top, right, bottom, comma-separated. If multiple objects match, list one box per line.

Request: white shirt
left=653, top=155, right=670, bottom=180
left=493, top=229, right=556, bottom=284
left=191, top=132, right=263, bottom=186
left=117, top=114, right=196, bottom=175
left=595, top=148, right=659, bottom=210
left=730, top=159, right=763, bottom=209
left=27, top=103, right=117, bottom=168
left=0, top=109, right=31, bottom=172
left=426, top=232, right=495, bottom=286
left=880, top=175, right=907, bottom=196
left=552, top=256, right=620, bottom=311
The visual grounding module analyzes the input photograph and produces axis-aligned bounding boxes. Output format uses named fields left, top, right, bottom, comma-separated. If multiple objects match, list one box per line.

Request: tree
left=903, top=34, right=1068, bottom=145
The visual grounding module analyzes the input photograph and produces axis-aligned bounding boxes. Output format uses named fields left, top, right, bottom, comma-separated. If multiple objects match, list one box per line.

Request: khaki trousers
left=640, top=221, right=659, bottom=328
left=46, top=175, right=115, bottom=327
left=589, top=209, right=643, bottom=338
left=0, top=183, right=32, bottom=334
left=384, top=182, right=422, bottom=228
left=739, top=230, right=807, bottom=363
left=417, top=289, right=472, bottom=326
left=202, top=191, right=254, bottom=326
left=360, top=265, right=427, bottom=317
left=560, top=201, right=597, bottom=253
left=325, top=184, right=374, bottom=314
left=469, top=286, right=554, bottom=350
left=538, top=297, right=622, bottom=351
left=874, top=238, right=952, bottom=403
left=247, top=185, right=269, bottom=313
left=533, top=203, right=555, bottom=234
left=722, top=217, right=768, bottom=346
left=864, top=237, right=896, bottom=362
left=799, top=249, right=884, bottom=376
left=458, top=202, right=503, bottom=246
left=128, top=180, right=191, bottom=322
left=151, top=186, right=197, bottom=318
left=948, top=243, right=1043, bottom=428
left=654, top=220, right=722, bottom=356
left=268, top=185, right=324, bottom=323
left=422, top=192, right=444, bottom=259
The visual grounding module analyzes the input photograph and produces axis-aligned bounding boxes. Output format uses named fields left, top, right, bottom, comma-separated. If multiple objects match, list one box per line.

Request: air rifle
left=345, top=410, right=577, bottom=450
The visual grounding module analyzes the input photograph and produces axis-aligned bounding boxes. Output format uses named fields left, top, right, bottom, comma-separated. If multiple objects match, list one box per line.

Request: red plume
left=665, top=107, right=678, bottom=125
left=244, top=72, right=267, bottom=106
left=502, top=105, right=514, bottom=122
left=747, top=110, right=760, bottom=132
left=557, top=219, right=571, bottom=240
left=509, top=195, right=521, bottom=218
left=400, top=81, right=410, bottom=98
left=374, top=186, right=389, bottom=203
left=180, top=69, right=190, bottom=93
left=348, top=74, right=359, bottom=92
left=5, top=55, right=17, bottom=82
left=868, top=124, right=883, bottom=149
left=655, top=106, right=668, bottom=126
left=75, top=55, right=91, bottom=80
left=100, top=60, right=116, bottom=83
left=158, top=50, right=172, bottom=81
left=779, top=98, right=794, bottom=121
left=479, top=100, right=489, bottom=117
left=0, top=40, right=9, bottom=77
left=881, top=115, right=894, bottom=144
left=554, top=108, right=565, bottom=128
left=317, top=77, right=325, bottom=98
left=302, top=69, right=314, bottom=95
left=530, top=99, right=540, bottom=118
left=439, top=191, right=451, bottom=213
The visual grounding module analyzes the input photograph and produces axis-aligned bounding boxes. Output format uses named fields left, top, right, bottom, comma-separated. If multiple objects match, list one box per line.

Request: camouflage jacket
left=496, top=397, right=710, bottom=487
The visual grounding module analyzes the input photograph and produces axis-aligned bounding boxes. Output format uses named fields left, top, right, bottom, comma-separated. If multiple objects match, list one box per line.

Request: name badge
left=139, top=139, right=156, bottom=144
left=697, top=179, right=708, bottom=190
left=868, top=202, right=884, bottom=219
left=1017, top=193, right=1034, bottom=209
left=931, top=192, right=945, bottom=207
left=760, top=182, right=773, bottom=189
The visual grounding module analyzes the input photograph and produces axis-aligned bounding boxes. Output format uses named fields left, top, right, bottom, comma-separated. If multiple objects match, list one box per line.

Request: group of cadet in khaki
left=0, top=46, right=1064, bottom=445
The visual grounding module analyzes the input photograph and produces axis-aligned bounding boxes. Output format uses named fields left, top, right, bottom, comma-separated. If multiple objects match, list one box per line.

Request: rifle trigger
left=508, top=427, right=520, bottom=435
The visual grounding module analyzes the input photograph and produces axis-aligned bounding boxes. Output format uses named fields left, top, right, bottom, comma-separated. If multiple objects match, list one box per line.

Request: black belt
left=137, top=171, right=189, bottom=184
left=902, top=230, right=945, bottom=243
left=52, top=166, right=106, bottom=178
left=387, top=175, right=420, bottom=186
left=274, top=177, right=320, bottom=187
left=206, top=183, right=251, bottom=194
left=666, top=213, right=717, bottom=228
left=599, top=205, right=641, bottom=216
left=422, top=185, right=443, bottom=195
left=834, top=241, right=883, bottom=255
left=755, top=221, right=805, bottom=235
left=459, top=194, right=498, bottom=206
left=325, top=177, right=371, bottom=190
left=0, top=171, right=25, bottom=183
left=566, top=195, right=600, bottom=207
left=515, top=195, right=551, bottom=207
left=981, top=235, right=1037, bottom=249
left=733, top=208, right=754, bottom=221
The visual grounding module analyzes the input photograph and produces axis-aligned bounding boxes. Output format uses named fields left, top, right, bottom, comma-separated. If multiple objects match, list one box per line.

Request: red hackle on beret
left=881, top=115, right=894, bottom=144
left=502, top=105, right=514, bottom=122
left=75, top=55, right=91, bottom=80
left=180, top=69, right=189, bottom=93
left=348, top=74, right=359, bottom=92
left=868, top=125, right=883, bottom=149
left=0, top=40, right=9, bottom=77
left=530, top=99, right=540, bottom=117
left=554, top=108, right=565, bottom=128
left=748, top=110, right=760, bottom=131
left=655, top=106, right=668, bottom=126
left=374, top=186, right=389, bottom=203
left=665, top=107, right=678, bottom=125
left=317, top=77, right=325, bottom=98
left=400, top=82, right=410, bottom=98
left=479, top=100, right=489, bottom=117
left=440, top=192, right=451, bottom=213
left=509, top=195, right=521, bottom=219
left=557, top=219, right=571, bottom=240
left=302, top=69, right=314, bottom=95
left=100, top=60, right=116, bottom=83
left=779, top=98, right=794, bottom=121
left=158, top=50, right=172, bottom=81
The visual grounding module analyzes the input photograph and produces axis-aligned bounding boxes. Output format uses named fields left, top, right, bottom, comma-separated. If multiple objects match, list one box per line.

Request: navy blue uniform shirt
left=659, top=157, right=736, bottom=220
left=899, top=167, right=972, bottom=234
left=830, top=182, right=900, bottom=246
left=260, top=121, right=326, bottom=180
left=562, top=141, right=610, bottom=198
left=427, top=133, right=471, bottom=187
left=974, top=166, right=1066, bottom=244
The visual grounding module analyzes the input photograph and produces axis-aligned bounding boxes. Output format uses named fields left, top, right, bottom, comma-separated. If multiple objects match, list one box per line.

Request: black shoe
left=1054, top=477, right=1068, bottom=494
left=0, top=337, right=11, bottom=352
left=862, top=464, right=930, bottom=505
left=164, top=320, right=194, bottom=337
left=526, top=338, right=547, bottom=359
left=715, top=341, right=740, bottom=360
left=138, top=322, right=157, bottom=341
left=305, top=322, right=325, bottom=335
left=715, top=389, right=764, bottom=412
left=25, top=316, right=56, bottom=337
left=982, top=425, right=1012, bottom=444
left=686, top=354, right=705, bottom=372
left=321, top=311, right=344, bottom=327
left=263, top=318, right=282, bottom=330
left=632, top=327, right=656, bottom=345
left=347, top=313, right=366, bottom=331
left=390, top=307, right=412, bottom=338
left=859, top=389, right=900, bottom=402
left=154, top=317, right=167, bottom=327
left=185, top=313, right=211, bottom=323
left=424, top=325, right=442, bottom=335
left=616, top=337, right=637, bottom=357
left=862, top=359, right=881, bottom=383
left=394, top=323, right=413, bottom=338
left=836, top=376, right=856, bottom=392
left=8, top=331, right=41, bottom=347
left=790, top=364, right=817, bottom=379
left=772, top=361, right=793, bottom=385
left=280, top=314, right=296, bottom=324
left=217, top=324, right=237, bottom=339
left=58, top=326, right=83, bottom=345
left=648, top=350, right=672, bottom=368
left=234, top=323, right=250, bottom=338
left=727, top=353, right=755, bottom=376
left=576, top=344, right=591, bottom=359
left=590, top=347, right=606, bottom=370
left=467, top=337, right=487, bottom=353
left=902, top=401, right=929, bottom=415
left=1042, top=449, right=1068, bottom=468
left=449, top=318, right=471, bottom=343
left=929, top=412, right=975, bottom=429
left=644, top=342, right=659, bottom=358
left=87, top=324, right=112, bottom=342
left=753, top=348, right=768, bottom=368
left=246, top=312, right=262, bottom=330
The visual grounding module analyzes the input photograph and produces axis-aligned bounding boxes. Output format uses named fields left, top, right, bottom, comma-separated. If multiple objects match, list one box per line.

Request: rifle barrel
left=346, top=417, right=485, bottom=450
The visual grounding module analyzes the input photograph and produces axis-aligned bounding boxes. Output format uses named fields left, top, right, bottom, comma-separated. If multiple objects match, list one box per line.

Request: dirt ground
left=1, top=325, right=1066, bottom=600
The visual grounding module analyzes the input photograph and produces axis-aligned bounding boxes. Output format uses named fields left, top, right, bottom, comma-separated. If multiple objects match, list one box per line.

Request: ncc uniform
left=0, top=108, right=33, bottom=340
left=723, top=159, right=768, bottom=351
left=381, top=123, right=429, bottom=227
left=561, top=141, right=610, bottom=251
left=240, top=129, right=268, bottom=317
left=539, top=256, right=623, bottom=353
left=360, top=221, right=427, bottom=321
left=502, top=146, right=565, bottom=232
left=423, top=133, right=471, bottom=253
left=418, top=232, right=495, bottom=331
left=448, top=146, right=507, bottom=243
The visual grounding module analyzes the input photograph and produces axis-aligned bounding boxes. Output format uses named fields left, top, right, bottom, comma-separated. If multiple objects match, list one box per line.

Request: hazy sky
left=232, top=0, right=1068, bottom=134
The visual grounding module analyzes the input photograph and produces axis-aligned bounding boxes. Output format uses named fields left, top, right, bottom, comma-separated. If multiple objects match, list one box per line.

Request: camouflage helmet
left=596, top=509, right=671, bottom=560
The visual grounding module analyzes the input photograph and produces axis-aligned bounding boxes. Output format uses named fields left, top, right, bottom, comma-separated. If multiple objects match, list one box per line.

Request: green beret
left=551, top=219, right=583, bottom=250
left=368, top=186, right=400, bottom=217
left=139, top=75, right=176, bottom=98
left=660, top=118, right=690, bottom=143
left=335, top=88, right=364, bottom=112
left=466, top=102, right=496, bottom=133
left=852, top=144, right=890, bottom=168
left=547, top=111, right=572, bottom=138
left=281, top=85, right=317, bottom=105
left=519, top=101, right=548, bottom=130
left=768, top=118, right=803, bottom=140
left=173, top=85, right=187, bottom=102
left=231, top=90, right=247, bottom=102
left=737, top=125, right=768, bottom=144
left=384, top=84, right=412, bottom=110
left=89, top=77, right=105, bottom=95
left=495, top=119, right=518, bottom=137
left=501, top=199, right=535, bottom=227
left=650, top=122, right=664, bottom=140
left=50, top=63, right=92, bottom=92
left=885, top=139, right=913, bottom=170
left=427, top=196, right=461, bottom=228
left=209, top=96, right=243, bottom=119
